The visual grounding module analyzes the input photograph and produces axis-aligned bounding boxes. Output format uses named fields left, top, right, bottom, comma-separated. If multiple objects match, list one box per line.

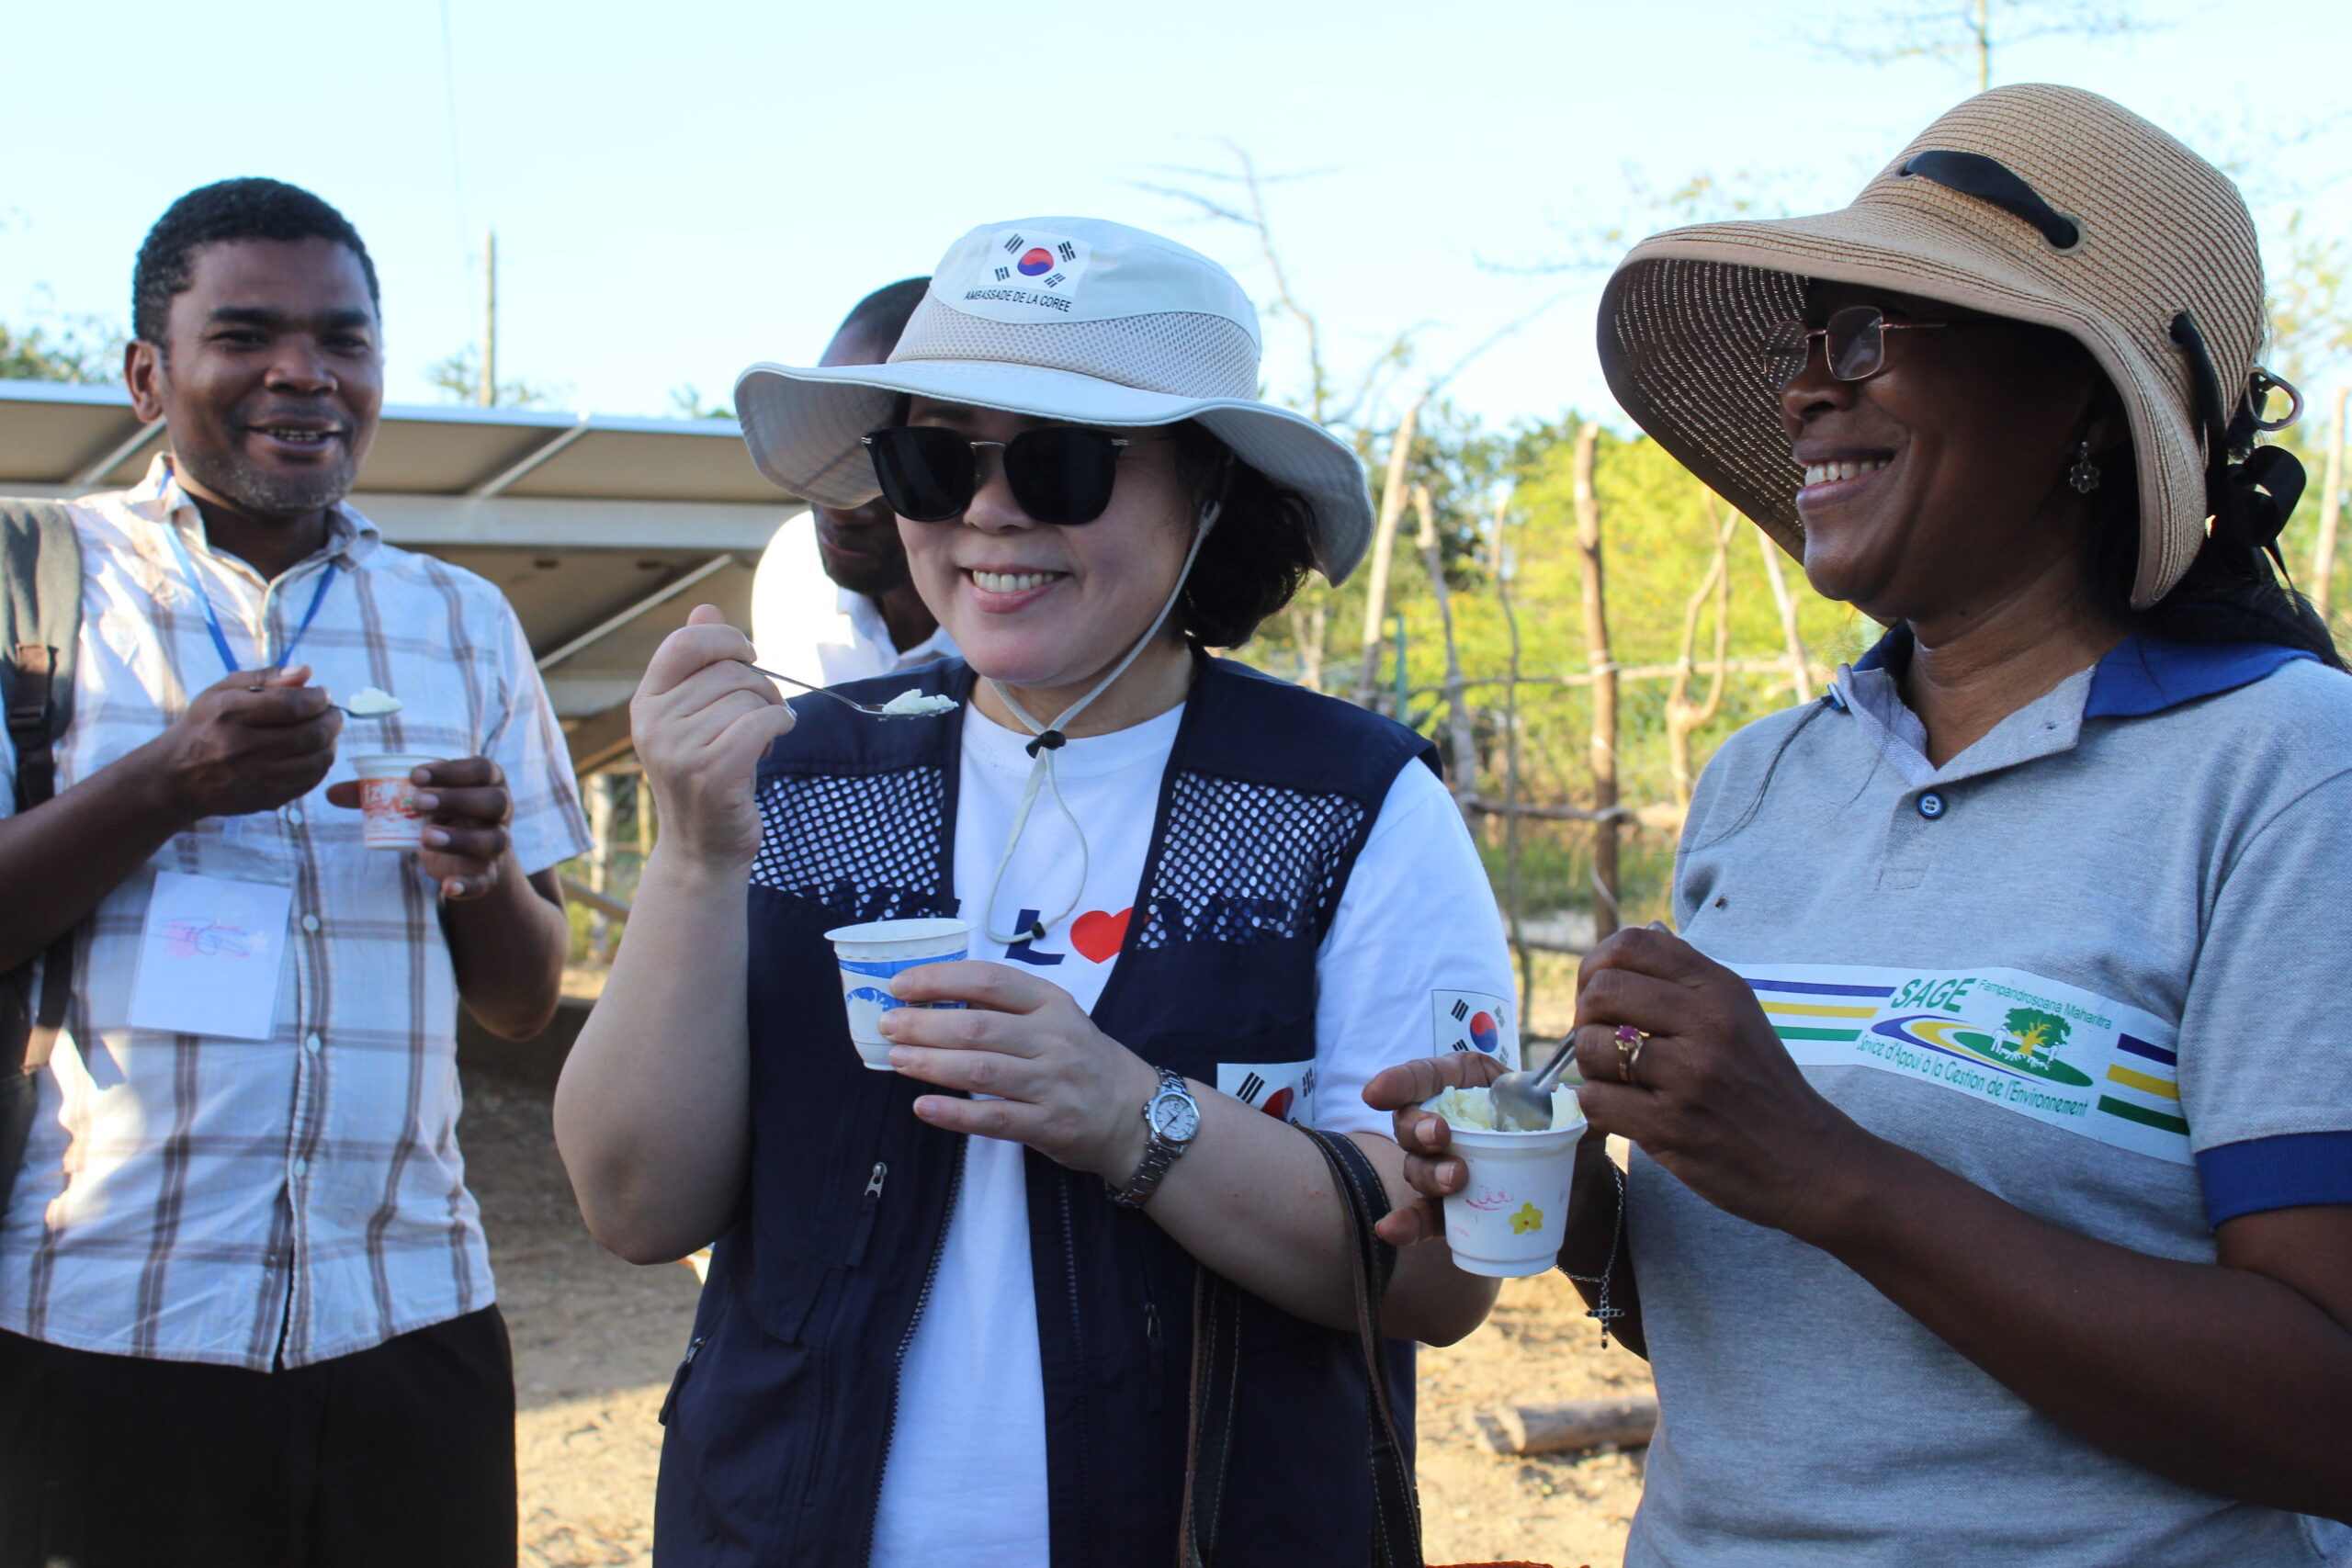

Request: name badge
left=126, top=871, right=294, bottom=1042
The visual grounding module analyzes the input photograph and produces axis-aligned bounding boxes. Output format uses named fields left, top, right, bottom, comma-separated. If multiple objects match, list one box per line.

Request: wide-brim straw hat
left=1599, top=84, right=2267, bottom=608
left=736, top=217, right=1375, bottom=585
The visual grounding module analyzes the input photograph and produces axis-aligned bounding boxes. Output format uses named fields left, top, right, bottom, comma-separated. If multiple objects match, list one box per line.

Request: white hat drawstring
left=979, top=503, right=1220, bottom=945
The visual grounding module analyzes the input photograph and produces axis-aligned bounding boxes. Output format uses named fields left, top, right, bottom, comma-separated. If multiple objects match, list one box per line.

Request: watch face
left=1152, top=1091, right=1200, bottom=1143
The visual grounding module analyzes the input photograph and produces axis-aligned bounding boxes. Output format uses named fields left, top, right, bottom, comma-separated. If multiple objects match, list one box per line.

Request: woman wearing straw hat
left=556, top=218, right=1512, bottom=1566
left=1372, top=85, right=2352, bottom=1564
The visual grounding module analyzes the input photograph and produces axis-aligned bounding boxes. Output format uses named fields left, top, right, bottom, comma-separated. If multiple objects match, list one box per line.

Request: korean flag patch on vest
left=965, top=228, right=1093, bottom=316
left=1218, top=1061, right=1314, bottom=1124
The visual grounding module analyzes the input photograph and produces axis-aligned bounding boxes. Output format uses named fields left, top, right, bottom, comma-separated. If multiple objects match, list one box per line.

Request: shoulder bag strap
left=2, top=500, right=85, bottom=1074
left=1302, top=1127, right=1422, bottom=1568
left=6, top=645, right=74, bottom=1073
left=1180, top=1128, right=1422, bottom=1568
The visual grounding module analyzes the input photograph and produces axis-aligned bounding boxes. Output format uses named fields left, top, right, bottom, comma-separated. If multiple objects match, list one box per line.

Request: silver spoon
left=246, top=681, right=401, bottom=719
left=1491, top=920, right=1673, bottom=1129
left=1489, top=1033, right=1577, bottom=1132
left=748, top=663, right=953, bottom=719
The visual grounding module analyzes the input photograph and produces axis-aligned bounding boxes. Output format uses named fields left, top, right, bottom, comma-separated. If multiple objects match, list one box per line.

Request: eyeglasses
left=1762, top=305, right=1956, bottom=391
left=862, top=424, right=1142, bottom=525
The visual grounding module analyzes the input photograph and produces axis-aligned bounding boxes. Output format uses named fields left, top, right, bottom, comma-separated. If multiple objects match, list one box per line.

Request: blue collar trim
left=2083, top=636, right=2314, bottom=718
left=1852, top=626, right=1911, bottom=675
left=1843, top=626, right=2310, bottom=719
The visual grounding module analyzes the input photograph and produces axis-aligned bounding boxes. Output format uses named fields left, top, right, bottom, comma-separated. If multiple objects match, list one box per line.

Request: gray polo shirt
left=1630, top=634, right=2352, bottom=1568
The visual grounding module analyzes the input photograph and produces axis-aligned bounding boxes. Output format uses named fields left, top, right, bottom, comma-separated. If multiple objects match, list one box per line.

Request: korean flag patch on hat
left=733, top=216, right=1377, bottom=584
left=965, top=226, right=1095, bottom=316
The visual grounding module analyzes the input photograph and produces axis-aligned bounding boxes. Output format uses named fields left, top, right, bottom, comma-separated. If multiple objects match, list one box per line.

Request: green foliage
left=1243, top=405, right=1876, bottom=929
left=425, top=345, right=563, bottom=409
left=669, top=383, right=734, bottom=421
left=0, top=311, right=124, bottom=383
left=2269, top=209, right=2352, bottom=394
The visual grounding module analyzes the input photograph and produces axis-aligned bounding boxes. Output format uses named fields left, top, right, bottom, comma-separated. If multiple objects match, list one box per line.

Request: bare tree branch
left=1128, top=146, right=1341, bottom=422
left=1810, top=0, right=2163, bottom=90
left=1495, top=486, right=1533, bottom=1025
left=1572, top=422, right=1621, bottom=941
left=1664, top=494, right=1741, bottom=814
left=1353, top=397, right=1425, bottom=705
left=1413, top=482, right=1479, bottom=818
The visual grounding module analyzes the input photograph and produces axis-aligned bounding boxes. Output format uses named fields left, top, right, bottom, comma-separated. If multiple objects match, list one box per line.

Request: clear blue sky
left=4, top=0, right=2344, bottom=432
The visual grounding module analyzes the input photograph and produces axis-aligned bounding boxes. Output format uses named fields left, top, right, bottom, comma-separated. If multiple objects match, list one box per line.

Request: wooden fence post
left=1572, top=423, right=1619, bottom=942
left=587, top=772, right=616, bottom=963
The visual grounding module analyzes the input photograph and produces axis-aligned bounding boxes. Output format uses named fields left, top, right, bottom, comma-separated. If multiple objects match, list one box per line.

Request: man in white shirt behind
left=749, top=278, right=956, bottom=682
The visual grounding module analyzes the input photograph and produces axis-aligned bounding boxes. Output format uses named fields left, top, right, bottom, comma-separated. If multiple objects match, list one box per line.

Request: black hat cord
left=2168, top=310, right=2305, bottom=576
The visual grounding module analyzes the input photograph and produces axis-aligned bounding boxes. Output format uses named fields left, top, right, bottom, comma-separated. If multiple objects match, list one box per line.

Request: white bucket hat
left=735, top=217, right=1374, bottom=584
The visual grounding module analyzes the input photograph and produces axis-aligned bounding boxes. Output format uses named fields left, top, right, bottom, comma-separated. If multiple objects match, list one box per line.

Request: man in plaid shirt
left=0, top=180, right=589, bottom=1567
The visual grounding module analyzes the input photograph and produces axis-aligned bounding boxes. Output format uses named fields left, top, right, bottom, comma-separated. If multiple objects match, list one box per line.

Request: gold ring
left=1613, top=1024, right=1649, bottom=1086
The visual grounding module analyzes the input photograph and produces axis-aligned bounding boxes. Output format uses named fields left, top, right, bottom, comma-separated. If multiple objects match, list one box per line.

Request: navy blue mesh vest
left=653, top=653, right=1439, bottom=1567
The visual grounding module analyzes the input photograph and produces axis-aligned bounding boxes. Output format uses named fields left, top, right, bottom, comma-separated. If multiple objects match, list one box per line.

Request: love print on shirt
left=1070, top=908, right=1131, bottom=964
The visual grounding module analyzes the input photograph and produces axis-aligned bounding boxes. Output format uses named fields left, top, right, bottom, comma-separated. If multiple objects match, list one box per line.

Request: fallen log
left=1487, top=1395, right=1658, bottom=1456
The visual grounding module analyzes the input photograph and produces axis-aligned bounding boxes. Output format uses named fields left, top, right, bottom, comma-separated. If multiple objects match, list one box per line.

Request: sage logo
left=1873, top=1009, right=2094, bottom=1088
left=1990, top=1008, right=2073, bottom=1071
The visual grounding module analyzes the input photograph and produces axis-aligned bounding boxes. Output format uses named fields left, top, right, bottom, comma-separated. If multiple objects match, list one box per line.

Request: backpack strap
left=1, top=500, right=85, bottom=1074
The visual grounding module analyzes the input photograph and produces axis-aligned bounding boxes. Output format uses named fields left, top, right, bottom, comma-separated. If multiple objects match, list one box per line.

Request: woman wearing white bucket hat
left=557, top=218, right=1516, bottom=1565
left=1374, top=85, right=2352, bottom=1564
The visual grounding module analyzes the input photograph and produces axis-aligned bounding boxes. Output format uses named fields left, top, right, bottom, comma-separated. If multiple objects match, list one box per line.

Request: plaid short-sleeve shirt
left=0, top=457, right=590, bottom=1370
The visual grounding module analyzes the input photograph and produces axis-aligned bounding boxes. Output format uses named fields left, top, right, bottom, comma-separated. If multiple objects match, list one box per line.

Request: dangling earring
left=2068, top=439, right=2102, bottom=495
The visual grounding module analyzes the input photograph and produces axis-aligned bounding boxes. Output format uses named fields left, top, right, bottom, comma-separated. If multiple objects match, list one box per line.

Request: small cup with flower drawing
left=1423, top=1084, right=1589, bottom=1277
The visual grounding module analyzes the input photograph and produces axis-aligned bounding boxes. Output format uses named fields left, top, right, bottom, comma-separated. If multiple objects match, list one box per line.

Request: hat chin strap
left=979, top=504, right=1220, bottom=946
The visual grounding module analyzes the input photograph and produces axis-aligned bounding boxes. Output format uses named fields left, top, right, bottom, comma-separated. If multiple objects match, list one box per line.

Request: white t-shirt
left=870, top=696, right=1517, bottom=1566
left=749, top=513, right=956, bottom=684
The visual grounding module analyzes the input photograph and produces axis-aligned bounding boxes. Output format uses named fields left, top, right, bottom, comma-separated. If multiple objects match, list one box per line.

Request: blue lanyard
left=160, top=521, right=339, bottom=675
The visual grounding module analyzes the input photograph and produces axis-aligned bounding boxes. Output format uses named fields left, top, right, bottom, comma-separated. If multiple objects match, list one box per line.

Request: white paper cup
left=1428, top=1087, right=1588, bottom=1278
left=351, top=754, right=445, bottom=850
left=824, top=918, right=970, bottom=1070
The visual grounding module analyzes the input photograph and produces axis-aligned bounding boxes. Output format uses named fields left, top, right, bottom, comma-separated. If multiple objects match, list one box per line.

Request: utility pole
left=1973, top=0, right=1992, bottom=89
left=478, top=230, right=497, bottom=408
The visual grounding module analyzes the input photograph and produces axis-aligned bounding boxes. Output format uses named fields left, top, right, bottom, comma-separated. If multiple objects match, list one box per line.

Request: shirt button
left=292, top=1157, right=309, bottom=1179
left=300, top=914, right=321, bottom=933
left=283, top=807, right=304, bottom=827
left=1917, top=792, right=1947, bottom=820
left=303, top=1032, right=322, bottom=1055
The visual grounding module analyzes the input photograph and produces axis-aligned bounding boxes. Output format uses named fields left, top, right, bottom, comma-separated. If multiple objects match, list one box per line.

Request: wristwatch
left=1109, top=1067, right=1200, bottom=1209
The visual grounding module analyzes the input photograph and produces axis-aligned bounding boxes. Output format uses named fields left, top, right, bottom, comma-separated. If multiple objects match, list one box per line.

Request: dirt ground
left=469, top=1070, right=1649, bottom=1568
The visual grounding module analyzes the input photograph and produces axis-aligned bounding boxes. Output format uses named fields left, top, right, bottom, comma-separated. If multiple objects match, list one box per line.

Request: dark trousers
left=0, top=1305, right=515, bottom=1568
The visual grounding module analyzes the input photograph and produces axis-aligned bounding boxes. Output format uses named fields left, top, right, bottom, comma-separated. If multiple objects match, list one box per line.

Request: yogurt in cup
left=351, top=754, right=446, bottom=850
left=824, top=918, right=970, bottom=1070
left=1425, top=1084, right=1589, bottom=1278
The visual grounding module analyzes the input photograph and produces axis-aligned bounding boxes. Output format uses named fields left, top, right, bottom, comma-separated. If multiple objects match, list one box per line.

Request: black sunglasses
left=862, top=424, right=1142, bottom=525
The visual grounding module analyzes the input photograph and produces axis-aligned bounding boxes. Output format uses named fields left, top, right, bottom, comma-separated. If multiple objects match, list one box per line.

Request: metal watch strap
left=1110, top=1066, right=1193, bottom=1210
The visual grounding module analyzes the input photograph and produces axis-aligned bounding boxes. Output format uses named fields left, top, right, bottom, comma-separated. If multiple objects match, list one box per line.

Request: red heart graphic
left=1069, top=908, right=1132, bottom=963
